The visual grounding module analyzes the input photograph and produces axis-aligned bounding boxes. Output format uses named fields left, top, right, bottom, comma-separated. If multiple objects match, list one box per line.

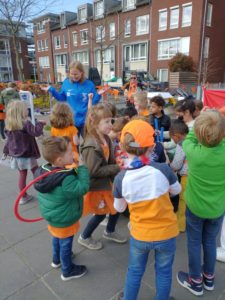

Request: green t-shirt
left=183, top=130, right=225, bottom=218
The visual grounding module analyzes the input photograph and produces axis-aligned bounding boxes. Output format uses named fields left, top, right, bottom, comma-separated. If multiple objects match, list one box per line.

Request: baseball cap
left=120, top=119, right=155, bottom=148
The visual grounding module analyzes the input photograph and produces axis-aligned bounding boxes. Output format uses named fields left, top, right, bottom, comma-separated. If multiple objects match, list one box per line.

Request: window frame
left=54, top=36, right=61, bottom=49
left=80, top=29, right=88, bottom=45
left=72, top=31, right=78, bottom=46
left=159, top=9, right=167, bottom=31
left=170, top=6, right=179, bottom=29
left=206, top=3, right=213, bottom=26
left=124, top=19, right=131, bottom=37
left=136, top=15, right=149, bottom=35
left=182, top=3, right=192, bottom=27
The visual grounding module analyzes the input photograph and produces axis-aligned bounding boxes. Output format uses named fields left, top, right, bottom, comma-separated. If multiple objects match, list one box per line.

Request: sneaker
left=103, top=230, right=127, bottom=244
left=216, top=247, right=225, bottom=262
left=177, top=271, right=203, bottom=296
left=203, top=273, right=214, bottom=291
left=51, top=252, right=75, bottom=268
left=78, top=235, right=103, bottom=250
left=61, top=264, right=87, bottom=281
left=19, top=194, right=33, bottom=205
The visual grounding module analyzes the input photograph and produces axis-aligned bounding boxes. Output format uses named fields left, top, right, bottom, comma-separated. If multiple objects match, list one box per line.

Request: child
left=149, top=96, right=171, bottom=141
left=50, top=103, right=79, bottom=163
left=0, top=102, right=6, bottom=140
left=3, top=100, right=45, bottom=205
left=34, top=136, right=89, bottom=281
left=169, top=119, right=189, bottom=232
left=114, top=119, right=181, bottom=300
left=133, top=92, right=150, bottom=119
left=174, top=99, right=195, bottom=130
left=78, top=104, right=127, bottom=250
left=193, top=100, right=203, bottom=118
left=177, top=110, right=225, bottom=296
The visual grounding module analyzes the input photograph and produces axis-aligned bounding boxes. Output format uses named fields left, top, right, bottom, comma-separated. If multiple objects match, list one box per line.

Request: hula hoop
left=14, top=168, right=62, bottom=223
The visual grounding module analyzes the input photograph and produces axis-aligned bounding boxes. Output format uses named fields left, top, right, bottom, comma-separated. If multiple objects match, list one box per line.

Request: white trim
left=158, top=37, right=180, bottom=42
left=170, top=5, right=179, bottom=9
left=158, top=8, right=167, bottom=12
left=182, top=2, right=192, bottom=7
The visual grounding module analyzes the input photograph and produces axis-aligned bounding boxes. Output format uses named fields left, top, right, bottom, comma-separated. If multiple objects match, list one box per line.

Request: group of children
left=1, top=90, right=225, bottom=300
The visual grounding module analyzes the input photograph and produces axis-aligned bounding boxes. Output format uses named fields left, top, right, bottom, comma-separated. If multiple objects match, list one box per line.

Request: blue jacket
left=48, top=78, right=101, bottom=127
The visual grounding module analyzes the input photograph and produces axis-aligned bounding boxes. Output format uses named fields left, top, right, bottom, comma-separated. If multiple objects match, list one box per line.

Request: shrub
left=168, top=53, right=195, bottom=72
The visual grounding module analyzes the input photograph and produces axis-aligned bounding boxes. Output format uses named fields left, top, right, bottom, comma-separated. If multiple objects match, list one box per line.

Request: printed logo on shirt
left=98, top=200, right=105, bottom=209
left=82, top=93, right=88, bottom=103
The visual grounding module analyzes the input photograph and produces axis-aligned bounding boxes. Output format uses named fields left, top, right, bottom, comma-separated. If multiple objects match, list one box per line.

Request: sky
left=47, top=0, right=92, bottom=14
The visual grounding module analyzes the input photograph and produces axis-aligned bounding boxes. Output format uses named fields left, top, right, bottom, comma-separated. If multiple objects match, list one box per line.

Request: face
left=170, top=133, right=184, bottom=144
left=130, top=75, right=137, bottom=82
left=134, top=99, right=140, bottom=111
left=56, top=144, right=74, bottom=167
left=69, top=68, right=83, bottom=82
left=97, top=118, right=113, bottom=136
left=150, top=102, right=162, bottom=115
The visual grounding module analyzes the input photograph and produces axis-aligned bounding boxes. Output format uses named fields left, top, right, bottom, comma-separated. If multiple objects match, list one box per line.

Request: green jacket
left=183, top=130, right=225, bottom=218
left=0, top=88, right=20, bottom=106
left=34, top=164, right=89, bottom=228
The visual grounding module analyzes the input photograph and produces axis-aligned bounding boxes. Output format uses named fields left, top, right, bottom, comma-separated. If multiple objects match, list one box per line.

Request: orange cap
left=219, top=106, right=225, bottom=116
left=120, top=119, right=155, bottom=147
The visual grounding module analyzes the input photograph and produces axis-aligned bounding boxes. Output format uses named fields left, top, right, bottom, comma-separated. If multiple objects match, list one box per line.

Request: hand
left=40, top=85, right=50, bottom=92
left=88, top=93, right=93, bottom=109
left=98, top=85, right=110, bottom=95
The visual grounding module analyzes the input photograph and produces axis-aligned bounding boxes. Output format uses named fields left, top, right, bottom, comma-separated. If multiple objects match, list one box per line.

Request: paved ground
left=0, top=133, right=225, bottom=300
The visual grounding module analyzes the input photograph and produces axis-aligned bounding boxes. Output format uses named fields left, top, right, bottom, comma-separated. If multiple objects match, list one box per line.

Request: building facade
left=32, top=0, right=225, bottom=84
left=0, top=20, right=30, bottom=82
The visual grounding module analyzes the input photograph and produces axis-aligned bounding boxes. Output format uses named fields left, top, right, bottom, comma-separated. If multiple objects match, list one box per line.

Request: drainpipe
left=198, top=0, right=208, bottom=85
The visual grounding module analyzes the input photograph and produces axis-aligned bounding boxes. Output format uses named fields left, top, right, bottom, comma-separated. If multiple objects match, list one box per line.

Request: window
left=54, top=36, right=61, bottom=49
left=95, top=1, right=104, bottom=18
left=73, top=51, right=89, bottom=64
left=63, top=34, right=68, bottom=48
left=95, top=48, right=114, bottom=64
left=96, top=26, right=105, bottom=41
left=158, top=37, right=190, bottom=60
left=39, top=56, right=50, bottom=68
left=170, top=7, right=179, bottom=29
left=182, top=3, right=192, bottom=27
left=45, top=39, right=48, bottom=50
left=206, top=3, right=213, bottom=26
left=55, top=54, right=67, bottom=66
left=124, top=0, right=136, bottom=10
left=37, top=40, right=41, bottom=52
left=157, top=69, right=168, bottom=82
left=109, top=23, right=115, bottom=40
left=204, top=37, right=210, bottom=58
left=124, top=19, right=131, bottom=36
left=79, top=7, right=87, bottom=23
left=72, top=32, right=78, bottom=46
left=159, top=10, right=167, bottom=31
left=124, top=43, right=147, bottom=61
left=80, top=30, right=88, bottom=45
left=37, top=21, right=45, bottom=34
left=136, top=15, right=149, bottom=35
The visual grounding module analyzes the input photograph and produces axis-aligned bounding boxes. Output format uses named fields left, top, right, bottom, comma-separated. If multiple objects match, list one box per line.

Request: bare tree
left=0, top=0, right=55, bottom=81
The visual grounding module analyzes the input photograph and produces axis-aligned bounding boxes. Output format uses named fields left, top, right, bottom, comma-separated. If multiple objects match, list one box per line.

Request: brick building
left=0, top=20, right=30, bottom=82
left=32, top=0, right=225, bottom=84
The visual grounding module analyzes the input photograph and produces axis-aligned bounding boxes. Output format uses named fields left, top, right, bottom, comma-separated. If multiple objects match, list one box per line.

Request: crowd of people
left=1, top=61, right=225, bottom=300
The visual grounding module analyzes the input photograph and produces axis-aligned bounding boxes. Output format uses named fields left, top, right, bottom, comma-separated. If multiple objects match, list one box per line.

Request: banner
left=203, top=88, right=225, bottom=108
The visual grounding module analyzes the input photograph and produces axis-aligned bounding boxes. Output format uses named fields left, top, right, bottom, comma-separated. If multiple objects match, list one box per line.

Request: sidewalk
left=0, top=139, right=225, bottom=300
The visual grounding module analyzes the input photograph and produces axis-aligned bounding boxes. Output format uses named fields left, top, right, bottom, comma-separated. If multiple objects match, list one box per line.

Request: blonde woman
left=3, top=101, right=45, bottom=204
left=43, top=61, right=108, bottom=136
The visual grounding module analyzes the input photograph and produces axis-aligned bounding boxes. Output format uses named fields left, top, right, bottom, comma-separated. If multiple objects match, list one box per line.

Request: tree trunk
left=12, top=34, right=24, bottom=81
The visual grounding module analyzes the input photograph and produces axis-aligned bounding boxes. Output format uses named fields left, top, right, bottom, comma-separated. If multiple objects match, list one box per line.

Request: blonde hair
left=5, top=100, right=28, bottom=131
left=42, top=136, right=70, bottom=164
left=85, top=103, right=112, bottom=143
left=194, top=110, right=225, bottom=147
left=69, top=61, right=85, bottom=82
left=20, top=83, right=29, bottom=91
left=134, top=92, right=148, bottom=109
left=50, top=103, right=74, bottom=129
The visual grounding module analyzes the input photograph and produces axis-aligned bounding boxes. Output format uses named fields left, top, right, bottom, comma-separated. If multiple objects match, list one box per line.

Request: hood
left=80, top=135, right=105, bottom=153
left=34, top=164, right=75, bottom=193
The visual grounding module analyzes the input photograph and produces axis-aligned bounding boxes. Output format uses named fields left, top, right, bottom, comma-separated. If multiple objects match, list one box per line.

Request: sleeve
left=24, top=120, right=44, bottom=137
left=183, top=129, right=199, bottom=158
left=48, top=85, right=67, bottom=102
left=90, top=82, right=101, bottom=105
left=113, top=171, right=127, bottom=212
left=170, top=144, right=185, bottom=172
left=82, top=146, right=120, bottom=178
left=62, top=166, right=90, bottom=198
left=152, top=162, right=181, bottom=196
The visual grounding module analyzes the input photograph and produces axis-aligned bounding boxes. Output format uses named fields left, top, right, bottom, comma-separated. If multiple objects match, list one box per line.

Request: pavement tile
left=0, top=248, right=37, bottom=300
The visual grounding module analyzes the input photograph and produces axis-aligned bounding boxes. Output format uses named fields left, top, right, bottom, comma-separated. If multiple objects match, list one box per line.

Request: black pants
left=82, top=213, right=119, bottom=239
left=0, top=120, right=5, bottom=139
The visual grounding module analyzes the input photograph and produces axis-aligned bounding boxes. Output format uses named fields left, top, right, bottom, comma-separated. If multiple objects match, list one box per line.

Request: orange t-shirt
left=51, top=125, right=79, bottom=162
left=128, top=83, right=138, bottom=103
left=0, top=104, right=5, bottom=120
left=48, top=222, right=80, bottom=238
left=139, top=109, right=150, bottom=117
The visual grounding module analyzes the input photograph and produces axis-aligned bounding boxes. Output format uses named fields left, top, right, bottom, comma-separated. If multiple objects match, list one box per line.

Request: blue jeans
left=52, top=235, right=74, bottom=274
left=124, top=236, right=176, bottom=300
left=186, top=207, right=224, bottom=280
